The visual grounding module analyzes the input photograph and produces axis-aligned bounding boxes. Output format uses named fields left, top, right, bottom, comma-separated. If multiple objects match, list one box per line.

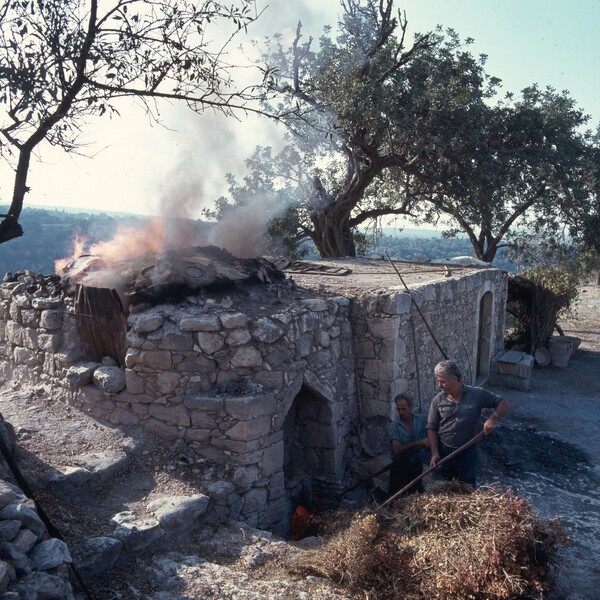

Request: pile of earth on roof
left=56, top=245, right=285, bottom=305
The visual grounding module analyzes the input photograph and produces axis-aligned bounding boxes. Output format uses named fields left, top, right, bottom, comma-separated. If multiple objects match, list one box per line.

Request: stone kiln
left=0, top=255, right=508, bottom=535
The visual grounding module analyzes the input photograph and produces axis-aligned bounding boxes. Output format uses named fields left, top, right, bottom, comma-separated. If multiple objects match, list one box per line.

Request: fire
left=289, top=504, right=311, bottom=541
left=54, top=216, right=208, bottom=287
left=54, top=232, right=88, bottom=274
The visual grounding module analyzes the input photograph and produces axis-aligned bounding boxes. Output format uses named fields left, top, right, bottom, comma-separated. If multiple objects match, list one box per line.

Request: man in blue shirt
left=388, top=393, right=429, bottom=495
left=427, top=359, right=511, bottom=487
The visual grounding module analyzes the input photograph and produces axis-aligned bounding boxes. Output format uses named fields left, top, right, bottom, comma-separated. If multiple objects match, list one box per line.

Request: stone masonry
left=0, top=260, right=508, bottom=533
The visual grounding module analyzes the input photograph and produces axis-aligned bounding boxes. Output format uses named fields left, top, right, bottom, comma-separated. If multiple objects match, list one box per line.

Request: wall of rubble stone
left=351, top=268, right=507, bottom=457
left=0, top=267, right=506, bottom=531
left=0, top=421, right=75, bottom=599
left=0, top=281, right=356, bottom=532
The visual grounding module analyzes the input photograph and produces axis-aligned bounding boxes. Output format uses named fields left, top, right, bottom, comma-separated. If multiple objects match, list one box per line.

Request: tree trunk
left=311, top=212, right=356, bottom=258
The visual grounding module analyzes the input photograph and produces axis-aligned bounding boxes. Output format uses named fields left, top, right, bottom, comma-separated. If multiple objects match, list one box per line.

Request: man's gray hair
left=434, top=360, right=462, bottom=381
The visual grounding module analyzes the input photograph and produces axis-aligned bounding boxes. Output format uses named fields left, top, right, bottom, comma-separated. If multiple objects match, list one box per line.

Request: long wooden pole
left=380, top=430, right=485, bottom=508
left=385, top=251, right=448, bottom=360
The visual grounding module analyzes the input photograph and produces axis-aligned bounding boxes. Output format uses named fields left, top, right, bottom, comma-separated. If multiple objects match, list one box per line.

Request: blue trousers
left=434, top=441, right=478, bottom=487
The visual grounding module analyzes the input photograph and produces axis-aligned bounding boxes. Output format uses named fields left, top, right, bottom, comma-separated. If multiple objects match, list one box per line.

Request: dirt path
left=480, top=284, right=600, bottom=600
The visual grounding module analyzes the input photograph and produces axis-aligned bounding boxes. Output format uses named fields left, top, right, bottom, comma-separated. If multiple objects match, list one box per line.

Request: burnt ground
left=478, top=283, right=600, bottom=600
left=0, top=284, right=598, bottom=599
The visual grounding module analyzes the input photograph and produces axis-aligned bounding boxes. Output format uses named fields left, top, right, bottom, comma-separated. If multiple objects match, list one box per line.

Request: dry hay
left=289, top=486, right=567, bottom=599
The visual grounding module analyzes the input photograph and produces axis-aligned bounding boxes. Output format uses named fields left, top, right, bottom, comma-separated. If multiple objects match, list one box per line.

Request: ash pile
left=56, top=245, right=286, bottom=310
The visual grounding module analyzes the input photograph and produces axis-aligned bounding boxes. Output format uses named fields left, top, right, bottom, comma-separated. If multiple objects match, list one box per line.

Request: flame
left=55, top=232, right=89, bottom=274
left=289, top=504, right=311, bottom=541
left=55, top=216, right=211, bottom=290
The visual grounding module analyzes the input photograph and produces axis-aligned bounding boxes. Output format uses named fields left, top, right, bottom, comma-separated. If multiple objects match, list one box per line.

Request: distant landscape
left=0, top=207, right=513, bottom=278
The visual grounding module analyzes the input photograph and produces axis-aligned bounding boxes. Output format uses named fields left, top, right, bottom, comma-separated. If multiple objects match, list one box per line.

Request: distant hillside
left=0, top=207, right=513, bottom=277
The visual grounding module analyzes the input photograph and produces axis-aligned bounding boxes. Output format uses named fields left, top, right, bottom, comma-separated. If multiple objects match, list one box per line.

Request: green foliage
left=507, top=256, right=584, bottom=352
left=233, top=0, right=597, bottom=260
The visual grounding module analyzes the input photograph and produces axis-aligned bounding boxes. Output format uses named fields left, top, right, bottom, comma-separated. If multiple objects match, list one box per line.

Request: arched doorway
left=282, top=384, right=336, bottom=534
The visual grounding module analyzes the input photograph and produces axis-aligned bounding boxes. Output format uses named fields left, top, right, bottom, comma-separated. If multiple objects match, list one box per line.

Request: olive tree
left=409, top=85, right=595, bottom=262
left=251, top=0, right=439, bottom=257
left=0, top=0, right=264, bottom=244
left=218, top=0, right=596, bottom=261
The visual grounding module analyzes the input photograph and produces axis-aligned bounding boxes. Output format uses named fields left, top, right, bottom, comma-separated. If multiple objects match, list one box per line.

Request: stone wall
left=0, top=266, right=508, bottom=531
left=0, top=281, right=356, bottom=532
left=351, top=268, right=507, bottom=457
left=0, top=421, right=75, bottom=599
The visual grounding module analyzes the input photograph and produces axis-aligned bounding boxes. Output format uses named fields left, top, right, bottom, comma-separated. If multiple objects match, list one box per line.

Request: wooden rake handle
left=380, top=430, right=485, bottom=508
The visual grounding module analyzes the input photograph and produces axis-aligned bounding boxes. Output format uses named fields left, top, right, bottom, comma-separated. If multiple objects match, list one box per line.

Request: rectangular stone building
left=0, top=258, right=507, bottom=534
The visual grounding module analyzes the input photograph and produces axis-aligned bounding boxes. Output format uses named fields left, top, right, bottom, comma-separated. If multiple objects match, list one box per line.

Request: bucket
left=547, top=337, right=573, bottom=368
left=559, top=335, right=582, bottom=355
left=534, top=347, right=551, bottom=367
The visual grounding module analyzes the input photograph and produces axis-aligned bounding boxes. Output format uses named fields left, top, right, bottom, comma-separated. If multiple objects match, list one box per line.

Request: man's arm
left=483, top=398, right=511, bottom=434
left=427, top=428, right=440, bottom=466
left=391, top=437, right=428, bottom=456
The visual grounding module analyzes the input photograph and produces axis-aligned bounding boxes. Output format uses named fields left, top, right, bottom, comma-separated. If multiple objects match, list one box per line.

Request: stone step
left=46, top=449, right=132, bottom=494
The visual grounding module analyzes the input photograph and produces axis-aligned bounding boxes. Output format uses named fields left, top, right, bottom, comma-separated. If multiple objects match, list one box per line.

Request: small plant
left=507, top=263, right=580, bottom=352
left=503, top=235, right=597, bottom=351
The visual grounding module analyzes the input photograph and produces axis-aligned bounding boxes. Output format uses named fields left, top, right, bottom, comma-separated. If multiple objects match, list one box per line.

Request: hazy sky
left=3, top=0, right=599, bottom=218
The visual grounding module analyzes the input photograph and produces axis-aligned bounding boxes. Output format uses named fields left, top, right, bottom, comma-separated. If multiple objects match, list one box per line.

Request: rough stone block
left=241, top=488, right=268, bottom=516
left=39, top=309, right=63, bottom=330
left=138, top=350, right=172, bottom=370
left=489, top=351, right=534, bottom=392
left=252, top=318, right=284, bottom=343
left=230, top=346, right=262, bottom=368
left=156, top=371, right=181, bottom=395
left=225, top=416, right=272, bottom=442
left=224, top=394, right=277, bottom=420
left=220, top=312, right=249, bottom=329
left=225, top=328, right=252, bottom=346
left=196, top=332, right=225, bottom=354
left=261, top=440, right=284, bottom=477
left=131, top=313, right=164, bottom=333
left=147, top=494, right=209, bottom=534
left=93, top=366, right=127, bottom=393
left=125, top=369, right=145, bottom=394
left=179, top=314, right=221, bottom=332
left=149, top=403, right=190, bottom=427
left=143, top=418, right=179, bottom=440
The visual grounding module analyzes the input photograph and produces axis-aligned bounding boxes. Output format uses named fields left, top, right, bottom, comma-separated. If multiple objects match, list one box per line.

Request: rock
left=0, top=483, right=18, bottom=511
left=93, top=366, right=127, bottom=393
left=0, top=505, right=44, bottom=540
left=0, top=559, right=14, bottom=593
left=9, top=571, right=73, bottom=599
left=65, top=363, right=98, bottom=388
left=146, top=494, right=210, bottom=534
left=0, top=521, right=21, bottom=543
left=112, top=514, right=163, bottom=552
left=78, top=537, right=123, bottom=577
left=31, top=538, right=71, bottom=571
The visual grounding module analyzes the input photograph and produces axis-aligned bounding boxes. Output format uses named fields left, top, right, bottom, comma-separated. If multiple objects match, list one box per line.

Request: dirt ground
left=479, top=283, right=600, bottom=600
left=0, top=284, right=598, bottom=599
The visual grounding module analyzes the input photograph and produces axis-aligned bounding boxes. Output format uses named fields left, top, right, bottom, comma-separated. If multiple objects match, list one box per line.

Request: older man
left=426, top=359, right=510, bottom=487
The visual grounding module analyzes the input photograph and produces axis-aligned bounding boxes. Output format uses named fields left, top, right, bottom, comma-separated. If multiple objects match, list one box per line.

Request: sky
left=3, top=0, right=600, bottom=220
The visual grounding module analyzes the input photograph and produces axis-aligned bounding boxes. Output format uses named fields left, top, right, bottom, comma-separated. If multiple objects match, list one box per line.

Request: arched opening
left=476, top=291, right=494, bottom=382
left=282, top=384, right=336, bottom=536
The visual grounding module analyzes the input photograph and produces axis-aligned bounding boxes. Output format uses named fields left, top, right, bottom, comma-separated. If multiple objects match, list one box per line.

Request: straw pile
left=289, top=486, right=566, bottom=599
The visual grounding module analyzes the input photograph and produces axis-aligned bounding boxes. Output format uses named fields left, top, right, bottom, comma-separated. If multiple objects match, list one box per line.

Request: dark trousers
left=434, top=441, right=478, bottom=487
left=388, top=453, right=423, bottom=496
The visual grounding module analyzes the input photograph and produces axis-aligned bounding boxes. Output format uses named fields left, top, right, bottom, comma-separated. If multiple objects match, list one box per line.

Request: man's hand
left=483, top=414, right=498, bottom=435
left=430, top=452, right=441, bottom=467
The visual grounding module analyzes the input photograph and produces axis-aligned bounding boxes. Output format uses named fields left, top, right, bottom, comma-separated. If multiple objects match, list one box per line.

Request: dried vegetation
left=289, top=486, right=567, bottom=599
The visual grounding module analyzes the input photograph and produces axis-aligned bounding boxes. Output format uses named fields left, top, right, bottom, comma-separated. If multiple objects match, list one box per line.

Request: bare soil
left=0, top=284, right=598, bottom=599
